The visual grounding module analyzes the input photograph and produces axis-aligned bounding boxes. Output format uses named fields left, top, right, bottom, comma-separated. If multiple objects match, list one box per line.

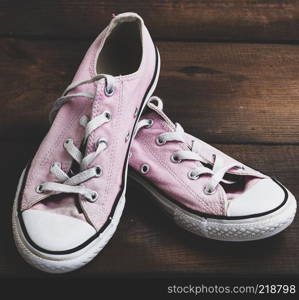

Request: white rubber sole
left=129, top=171, right=297, bottom=242
left=12, top=49, right=161, bottom=274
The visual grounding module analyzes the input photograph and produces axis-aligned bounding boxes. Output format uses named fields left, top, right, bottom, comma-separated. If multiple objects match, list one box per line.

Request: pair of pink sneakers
left=13, top=13, right=297, bottom=273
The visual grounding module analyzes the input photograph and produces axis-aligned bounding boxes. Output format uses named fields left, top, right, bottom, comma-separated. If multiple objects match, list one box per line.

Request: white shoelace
left=136, top=118, right=243, bottom=195
left=36, top=74, right=115, bottom=202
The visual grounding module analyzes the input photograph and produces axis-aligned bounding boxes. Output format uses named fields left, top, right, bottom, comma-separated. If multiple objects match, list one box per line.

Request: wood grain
left=1, top=3, right=298, bottom=276
left=1, top=38, right=299, bottom=144
left=1, top=142, right=298, bottom=276
left=1, top=0, right=299, bottom=42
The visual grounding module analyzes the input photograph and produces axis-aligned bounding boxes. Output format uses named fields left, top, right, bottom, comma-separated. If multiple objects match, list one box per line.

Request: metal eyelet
left=36, top=184, right=44, bottom=193
left=89, top=191, right=98, bottom=202
left=94, top=166, right=102, bottom=177
left=170, top=154, right=182, bottom=163
left=187, top=170, right=199, bottom=180
left=104, top=86, right=114, bottom=97
left=140, top=164, right=150, bottom=174
left=146, top=119, right=154, bottom=128
left=97, top=138, right=108, bottom=148
left=64, top=138, right=72, bottom=145
left=105, top=111, right=112, bottom=120
left=156, top=136, right=165, bottom=146
left=80, top=115, right=89, bottom=126
left=203, top=184, right=216, bottom=195
left=51, top=162, right=61, bottom=168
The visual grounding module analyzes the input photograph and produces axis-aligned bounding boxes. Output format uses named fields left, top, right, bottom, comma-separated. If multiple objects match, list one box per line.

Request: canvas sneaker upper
left=129, top=96, right=287, bottom=218
left=17, top=12, right=158, bottom=252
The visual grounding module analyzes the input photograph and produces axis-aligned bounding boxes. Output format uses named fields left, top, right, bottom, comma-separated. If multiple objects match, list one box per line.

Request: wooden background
left=0, top=0, right=299, bottom=277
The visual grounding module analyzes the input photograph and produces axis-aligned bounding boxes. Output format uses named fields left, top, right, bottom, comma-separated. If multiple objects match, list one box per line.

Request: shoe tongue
left=145, top=97, right=176, bottom=130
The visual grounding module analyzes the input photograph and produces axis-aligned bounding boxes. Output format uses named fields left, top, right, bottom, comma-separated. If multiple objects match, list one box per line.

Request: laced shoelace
left=36, top=74, right=115, bottom=202
left=135, top=118, right=243, bottom=195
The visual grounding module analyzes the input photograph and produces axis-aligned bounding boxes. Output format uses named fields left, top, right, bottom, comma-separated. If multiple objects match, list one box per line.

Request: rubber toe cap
left=22, top=209, right=96, bottom=252
left=227, top=178, right=286, bottom=217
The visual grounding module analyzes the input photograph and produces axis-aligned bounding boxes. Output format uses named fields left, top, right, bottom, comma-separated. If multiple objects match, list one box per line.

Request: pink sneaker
left=129, top=97, right=297, bottom=242
left=12, top=12, right=160, bottom=273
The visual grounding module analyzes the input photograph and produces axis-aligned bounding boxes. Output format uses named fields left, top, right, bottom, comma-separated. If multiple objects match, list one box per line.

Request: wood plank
left=160, top=42, right=299, bottom=144
left=1, top=38, right=299, bottom=144
left=1, top=142, right=298, bottom=275
left=1, top=0, right=299, bottom=42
